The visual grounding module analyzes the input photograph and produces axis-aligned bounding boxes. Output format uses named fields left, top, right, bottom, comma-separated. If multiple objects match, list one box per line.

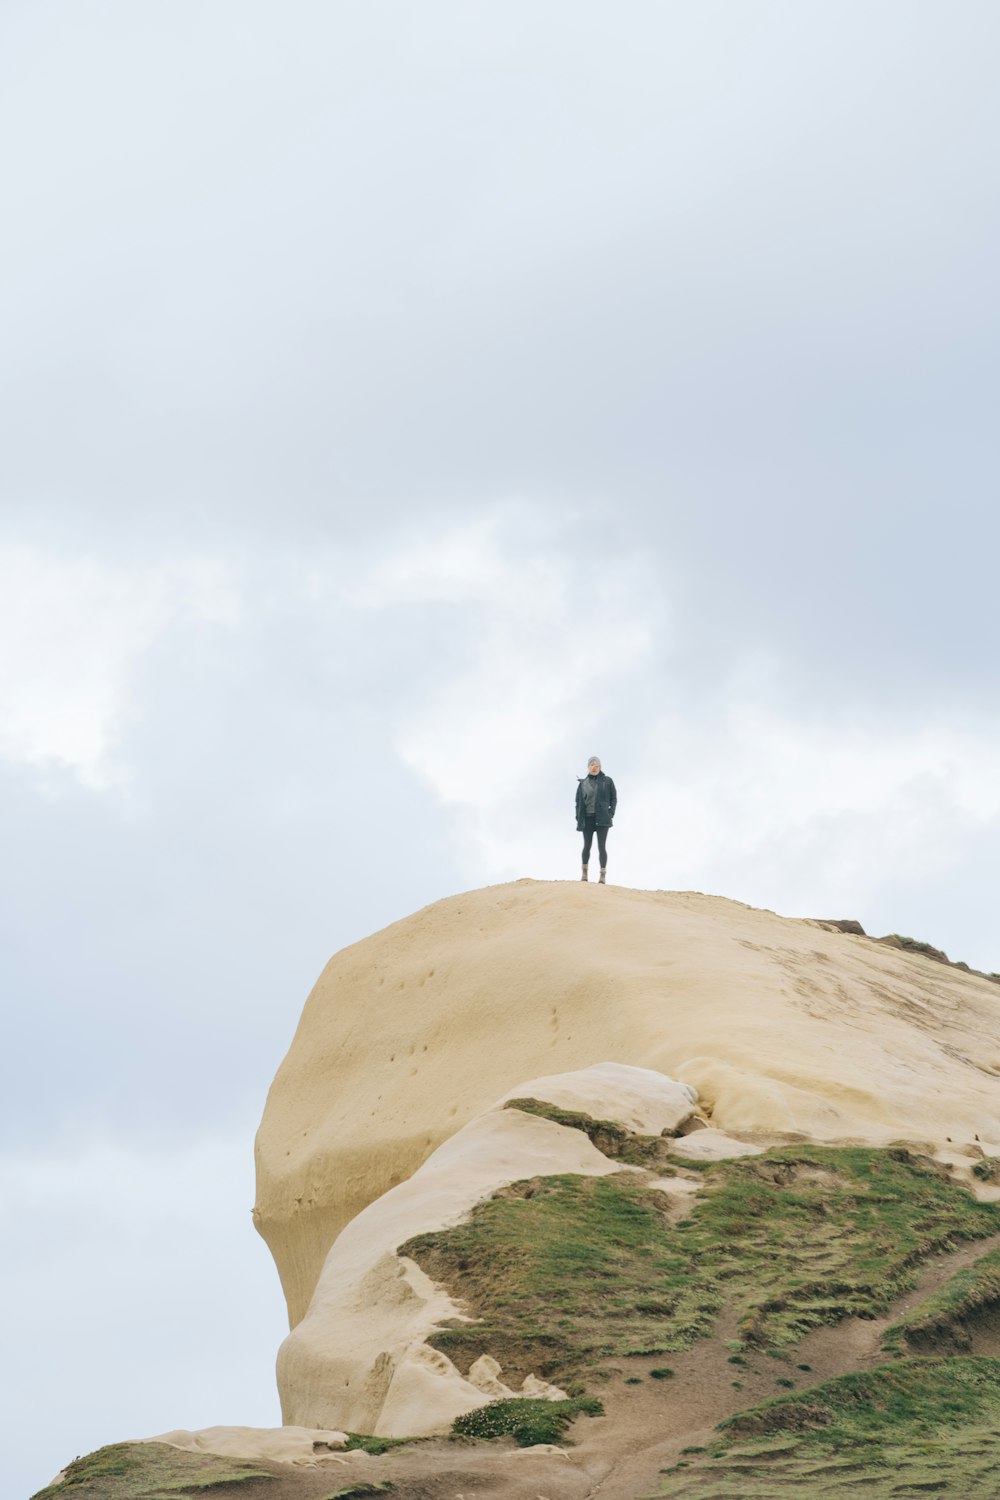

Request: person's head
left=588, top=756, right=601, bottom=775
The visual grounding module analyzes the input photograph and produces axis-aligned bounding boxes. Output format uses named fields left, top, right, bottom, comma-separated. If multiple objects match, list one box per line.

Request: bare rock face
left=275, top=1062, right=698, bottom=1434
left=145, top=1427, right=349, bottom=1466
left=254, top=880, right=1000, bottom=1329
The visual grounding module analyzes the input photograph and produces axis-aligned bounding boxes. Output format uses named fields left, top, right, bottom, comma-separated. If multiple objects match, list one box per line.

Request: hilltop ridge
left=254, top=880, right=1000, bottom=1329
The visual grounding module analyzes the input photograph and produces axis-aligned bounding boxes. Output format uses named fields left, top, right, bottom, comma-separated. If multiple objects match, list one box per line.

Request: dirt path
left=570, top=1229, right=1000, bottom=1500
left=123, top=1232, right=1000, bottom=1500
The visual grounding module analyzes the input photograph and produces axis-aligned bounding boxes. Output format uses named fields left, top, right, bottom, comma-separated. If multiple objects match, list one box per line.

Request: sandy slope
left=255, top=881, right=1000, bottom=1329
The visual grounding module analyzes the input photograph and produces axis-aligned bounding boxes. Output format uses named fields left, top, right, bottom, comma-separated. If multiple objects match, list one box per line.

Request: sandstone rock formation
left=145, top=1426, right=349, bottom=1467
left=41, top=882, right=1000, bottom=1500
left=275, top=1062, right=698, bottom=1434
left=255, top=880, right=1000, bottom=1329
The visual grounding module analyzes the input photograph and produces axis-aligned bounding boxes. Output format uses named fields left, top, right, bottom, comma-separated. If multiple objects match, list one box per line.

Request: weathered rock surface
left=255, top=880, right=1000, bottom=1328
left=41, top=883, right=1000, bottom=1500
left=667, top=1126, right=765, bottom=1162
left=817, top=917, right=1000, bottom=981
left=145, top=1426, right=349, bottom=1466
left=276, top=1062, right=697, bottom=1434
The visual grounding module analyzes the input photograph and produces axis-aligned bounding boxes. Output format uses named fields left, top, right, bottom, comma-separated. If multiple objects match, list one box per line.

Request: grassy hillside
left=30, top=1443, right=276, bottom=1499
left=40, top=1115, right=1000, bottom=1498
left=403, top=1136, right=1000, bottom=1389
left=654, top=1357, right=1000, bottom=1498
left=403, top=1115, right=1000, bottom=1495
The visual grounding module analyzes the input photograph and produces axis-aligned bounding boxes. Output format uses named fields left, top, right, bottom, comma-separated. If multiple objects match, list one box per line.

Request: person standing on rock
left=576, top=755, right=617, bottom=884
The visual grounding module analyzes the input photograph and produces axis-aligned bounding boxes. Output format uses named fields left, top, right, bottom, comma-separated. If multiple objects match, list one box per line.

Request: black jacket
left=576, top=772, right=617, bottom=830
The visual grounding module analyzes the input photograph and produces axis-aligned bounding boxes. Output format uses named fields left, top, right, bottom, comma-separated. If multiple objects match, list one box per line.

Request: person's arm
left=575, top=781, right=583, bottom=821
left=609, top=778, right=617, bottom=819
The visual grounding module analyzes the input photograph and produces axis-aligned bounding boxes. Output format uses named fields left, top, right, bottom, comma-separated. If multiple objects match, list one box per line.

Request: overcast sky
left=3, top=3, right=999, bottom=1493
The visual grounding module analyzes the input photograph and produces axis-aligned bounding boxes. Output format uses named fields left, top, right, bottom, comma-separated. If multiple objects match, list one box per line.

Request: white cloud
left=351, top=518, right=1000, bottom=956
left=0, top=547, right=240, bottom=790
left=350, top=512, right=658, bottom=827
left=620, top=703, right=1000, bottom=912
left=346, top=515, right=509, bottom=608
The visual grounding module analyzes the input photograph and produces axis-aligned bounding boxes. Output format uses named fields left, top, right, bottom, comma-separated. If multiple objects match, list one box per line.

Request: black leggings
left=581, top=819, right=608, bottom=868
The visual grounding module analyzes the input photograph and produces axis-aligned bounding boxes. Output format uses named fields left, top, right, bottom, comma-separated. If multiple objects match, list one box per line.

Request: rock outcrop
left=276, top=1062, right=698, bottom=1433
left=39, top=881, right=1000, bottom=1500
left=145, top=1426, right=349, bottom=1466
left=255, top=880, right=1000, bottom=1329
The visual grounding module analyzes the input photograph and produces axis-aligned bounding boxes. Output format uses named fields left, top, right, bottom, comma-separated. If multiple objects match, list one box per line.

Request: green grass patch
left=402, top=1146, right=999, bottom=1389
left=31, top=1447, right=144, bottom=1496
left=31, top=1443, right=274, bottom=1499
left=884, top=1244, right=1000, bottom=1355
left=656, top=1357, right=1000, bottom=1497
left=324, top=1485, right=394, bottom=1499
left=451, top=1396, right=602, bottom=1446
left=343, top=1433, right=416, bottom=1456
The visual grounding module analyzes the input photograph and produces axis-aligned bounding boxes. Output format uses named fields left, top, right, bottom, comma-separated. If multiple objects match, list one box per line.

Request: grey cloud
left=3, top=3, right=997, bottom=702
left=1, top=625, right=460, bottom=1148
left=2, top=1133, right=286, bottom=1499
